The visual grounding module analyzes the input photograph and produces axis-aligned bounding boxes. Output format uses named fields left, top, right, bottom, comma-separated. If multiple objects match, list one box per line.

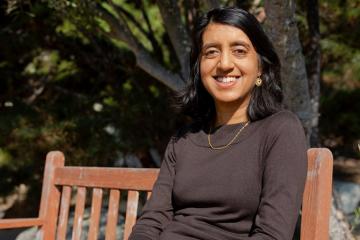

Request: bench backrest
left=38, top=151, right=159, bottom=240
left=4, top=148, right=333, bottom=240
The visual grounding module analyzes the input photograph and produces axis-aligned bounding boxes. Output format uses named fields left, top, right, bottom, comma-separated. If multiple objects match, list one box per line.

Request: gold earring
left=255, top=77, right=262, bottom=87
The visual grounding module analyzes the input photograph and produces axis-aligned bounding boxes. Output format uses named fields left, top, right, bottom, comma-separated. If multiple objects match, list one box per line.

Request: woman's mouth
left=214, top=76, right=241, bottom=83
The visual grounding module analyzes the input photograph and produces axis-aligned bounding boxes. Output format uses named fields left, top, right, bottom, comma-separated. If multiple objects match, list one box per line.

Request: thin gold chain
left=208, top=121, right=250, bottom=150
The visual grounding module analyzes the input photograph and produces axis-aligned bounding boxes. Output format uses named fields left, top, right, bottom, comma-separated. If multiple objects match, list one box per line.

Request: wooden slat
left=54, top=167, right=159, bottom=190
left=0, top=218, right=43, bottom=229
left=38, top=151, right=64, bottom=239
left=72, top=187, right=86, bottom=240
left=105, top=189, right=120, bottom=240
left=56, top=186, right=72, bottom=240
left=123, top=191, right=140, bottom=240
left=301, top=148, right=333, bottom=240
left=88, top=188, right=103, bottom=240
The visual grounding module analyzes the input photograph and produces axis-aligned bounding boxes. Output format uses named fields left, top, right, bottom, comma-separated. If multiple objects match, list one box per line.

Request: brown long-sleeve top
left=129, top=111, right=308, bottom=240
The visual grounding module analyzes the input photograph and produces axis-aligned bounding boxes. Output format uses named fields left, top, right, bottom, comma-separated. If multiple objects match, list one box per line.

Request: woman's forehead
left=201, top=23, right=253, bottom=47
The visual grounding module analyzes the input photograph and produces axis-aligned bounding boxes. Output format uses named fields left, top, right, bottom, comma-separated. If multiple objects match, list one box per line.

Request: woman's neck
left=214, top=102, right=249, bottom=127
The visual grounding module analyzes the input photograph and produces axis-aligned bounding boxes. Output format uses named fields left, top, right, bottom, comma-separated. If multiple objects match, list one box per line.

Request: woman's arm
left=247, top=112, right=308, bottom=240
left=129, top=138, right=177, bottom=240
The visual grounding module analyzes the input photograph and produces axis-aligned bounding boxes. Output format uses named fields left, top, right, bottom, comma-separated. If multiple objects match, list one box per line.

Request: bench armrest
left=0, top=218, right=43, bottom=229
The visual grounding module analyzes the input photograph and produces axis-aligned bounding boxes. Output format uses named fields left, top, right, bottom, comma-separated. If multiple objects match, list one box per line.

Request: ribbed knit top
left=129, top=110, right=308, bottom=240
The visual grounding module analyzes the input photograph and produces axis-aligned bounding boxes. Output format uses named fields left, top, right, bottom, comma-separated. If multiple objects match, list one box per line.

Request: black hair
left=177, top=7, right=283, bottom=124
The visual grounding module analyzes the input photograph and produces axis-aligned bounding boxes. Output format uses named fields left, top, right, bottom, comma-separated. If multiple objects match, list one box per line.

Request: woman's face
left=200, top=23, right=260, bottom=109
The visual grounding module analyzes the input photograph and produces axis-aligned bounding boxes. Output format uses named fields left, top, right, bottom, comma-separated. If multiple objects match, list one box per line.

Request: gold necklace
left=208, top=121, right=250, bottom=150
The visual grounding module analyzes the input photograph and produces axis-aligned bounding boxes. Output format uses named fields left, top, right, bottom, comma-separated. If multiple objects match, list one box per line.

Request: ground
left=334, top=158, right=360, bottom=184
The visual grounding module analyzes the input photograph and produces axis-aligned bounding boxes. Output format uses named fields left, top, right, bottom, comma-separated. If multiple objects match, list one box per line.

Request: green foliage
left=0, top=0, right=180, bottom=203
left=22, top=49, right=79, bottom=81
left=56, top=19, right=90, bottom=43
left=350, top=207, right=360, bottom=234
left=296, top=0, right=360, bottom=157
left=321, top=38, right=360, bottom=89
left=320, top=88, right=360, bottom=157
left=0, top=149, right=12, bottom=168
left=318, top=1, right=360, bottom=157
left=95, top=16, right=111, bottom=33
left=355, top=207, right=360, bottom=223
left=319, top=0, right=360, bottom=86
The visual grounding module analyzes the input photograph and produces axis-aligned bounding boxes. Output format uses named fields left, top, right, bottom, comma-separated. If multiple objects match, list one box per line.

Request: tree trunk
left=264, top=1, right=355, bottom=239
left=306, top=0, right=321, bottom=147
left=263, top=0, right=312, bottom=139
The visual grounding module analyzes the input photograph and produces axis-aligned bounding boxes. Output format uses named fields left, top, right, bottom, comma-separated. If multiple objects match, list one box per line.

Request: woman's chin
left=213, top=95, right=248, bottom=105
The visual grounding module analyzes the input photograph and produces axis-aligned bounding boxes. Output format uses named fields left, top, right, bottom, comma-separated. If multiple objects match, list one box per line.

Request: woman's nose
left=218, top=52, right=234, bottom=72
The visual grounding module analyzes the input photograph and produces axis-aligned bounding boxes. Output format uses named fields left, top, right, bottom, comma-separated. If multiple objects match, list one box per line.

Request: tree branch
left=97, top=6, right=184, bottom=91
left=108, top=2, right=147, bottom=41
left=156, top=0, right=191, bottom=80
left=108, top=1, right=164, bottom=63
left=139, top=0, right=164, bottom=62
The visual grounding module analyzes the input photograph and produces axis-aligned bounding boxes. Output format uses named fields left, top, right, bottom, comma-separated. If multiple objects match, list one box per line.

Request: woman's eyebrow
left=230, top=41, right=251, bottom=49
left=202, top=41, right=251, bottom=50
left=202, top=42, right=219, bottom=50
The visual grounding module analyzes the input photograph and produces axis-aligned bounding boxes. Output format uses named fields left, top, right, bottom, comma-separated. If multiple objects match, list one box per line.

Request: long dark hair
left=177, top=7, right=283, bottom=124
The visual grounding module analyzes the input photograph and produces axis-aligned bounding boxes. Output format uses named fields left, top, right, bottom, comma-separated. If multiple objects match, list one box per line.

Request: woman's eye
left=204, top=50, right=219, bottom=58
left=234, top=49, right=247, bottom=55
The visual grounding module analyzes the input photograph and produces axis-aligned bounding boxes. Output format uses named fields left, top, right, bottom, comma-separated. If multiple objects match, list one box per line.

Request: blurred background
left=0, top=0, right=359, bottom=239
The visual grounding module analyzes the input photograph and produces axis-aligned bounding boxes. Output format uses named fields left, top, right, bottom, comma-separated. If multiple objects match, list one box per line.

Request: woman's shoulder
left=265, top=110, right=300, bottom=122
left=261, top=110, right=301, bottom=126
left=259, top=110, right=304, bottom=136
left=259, top=110, right=307, bottom=155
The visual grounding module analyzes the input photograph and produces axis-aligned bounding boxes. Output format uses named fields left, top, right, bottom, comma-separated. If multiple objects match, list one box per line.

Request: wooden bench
left=0, top=148, right=333, bottom=240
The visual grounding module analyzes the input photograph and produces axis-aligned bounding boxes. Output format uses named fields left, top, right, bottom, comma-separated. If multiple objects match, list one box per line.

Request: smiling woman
left=200, top=23, right=261, bottom=125
left=180, top=7, right=283, bottom=125
left=129, top=7, right=307, bottom=240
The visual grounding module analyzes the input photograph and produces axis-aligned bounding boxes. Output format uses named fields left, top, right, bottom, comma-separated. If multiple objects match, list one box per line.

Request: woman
left=129, top=7, right=307, bottom=240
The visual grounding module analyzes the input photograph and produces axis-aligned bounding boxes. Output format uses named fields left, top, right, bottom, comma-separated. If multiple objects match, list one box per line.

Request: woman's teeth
left=215, top=76, right=241, bottom=83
